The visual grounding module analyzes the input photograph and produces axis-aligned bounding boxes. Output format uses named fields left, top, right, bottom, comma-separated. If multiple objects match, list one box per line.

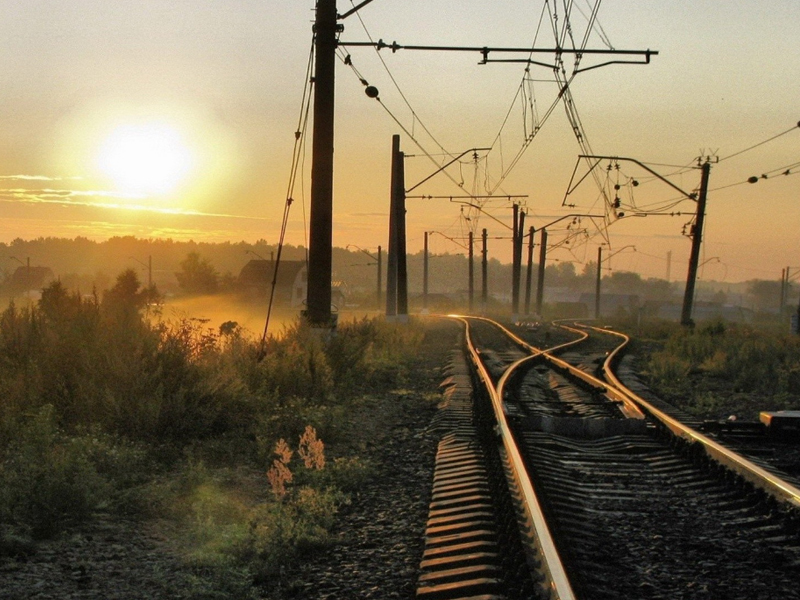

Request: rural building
left=239, top=259, right=346, bottom=310
left=8, top=265, right=54, bottom=293
left=239, top=260, right=307, bottom=307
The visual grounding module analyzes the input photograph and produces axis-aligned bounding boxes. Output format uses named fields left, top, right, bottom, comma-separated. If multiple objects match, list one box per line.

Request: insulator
left=365, top=86, right=379, bottom=98
left=748, top=176, right=759, bottom=184
left=632, top=179, right=639, bottom=187
left=614, top=184, right=621, bottom=190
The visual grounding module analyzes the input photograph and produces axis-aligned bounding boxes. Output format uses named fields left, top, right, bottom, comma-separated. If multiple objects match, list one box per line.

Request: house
left=239, top=259, right=348, bottom=310
left=239, top=260, right=307, bottom=307
left=9, top=265, right=54, bottom=293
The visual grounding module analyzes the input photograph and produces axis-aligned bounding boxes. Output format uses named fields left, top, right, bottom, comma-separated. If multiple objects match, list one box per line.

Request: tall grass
left=637, top=319, right=800, bottom=419
left=0, top=277, right=426, bottom=594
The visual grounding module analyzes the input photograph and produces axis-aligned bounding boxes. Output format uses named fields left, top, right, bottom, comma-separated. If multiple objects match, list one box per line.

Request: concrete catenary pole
left=386, top=135, right=400, bottom=317
left=681, top=161, right=711, bottom=326
left=306, top=0, right=337, bottom=326
left=481, top=228, right=488, bottom=313
left=595, top=246, right=602, bottom=319
left=468, top=230, right=474, bottom=312
left=536, top=228, right=548, bottom=316
left=423, top=232, right=429, bottom=312
left=524, top=226, right=535, bottom=315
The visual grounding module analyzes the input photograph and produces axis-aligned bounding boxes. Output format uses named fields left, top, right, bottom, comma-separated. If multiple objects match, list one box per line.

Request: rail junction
left=416, top=317, right=800, bottom=600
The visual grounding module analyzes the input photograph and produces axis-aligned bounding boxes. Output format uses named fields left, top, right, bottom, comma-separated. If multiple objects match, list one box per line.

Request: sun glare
left=98, top=122, right=193, bottom=195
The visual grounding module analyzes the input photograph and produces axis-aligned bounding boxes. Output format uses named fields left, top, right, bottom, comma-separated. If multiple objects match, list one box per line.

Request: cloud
left=0, top=175, right=82, bottom=181
left=0, top=187, right=268, bottom=221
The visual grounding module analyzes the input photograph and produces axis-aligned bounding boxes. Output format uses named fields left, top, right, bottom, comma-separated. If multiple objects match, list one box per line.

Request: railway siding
left=454, top=316, right=800, bottom=599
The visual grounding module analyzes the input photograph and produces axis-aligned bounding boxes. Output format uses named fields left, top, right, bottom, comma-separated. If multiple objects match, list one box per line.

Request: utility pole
left=423, top=232, right=429, bottom=313
left=386, top=136, right=400, bottom=317
left=681, top=160, right=711, bottom=326
left=396, top=146, right=408, bottom=320
left=306, top=0, right=338, bottom=327
left=666, top=250, right=672, bottom=282
left=468, top=230, right=474, bottom=312
left=481, top=228, right=488, bottom=314
left=524, top=226, right=535, bottom=315
left=780, top=268, right=787, bottom=316
left=511, top=204, right=520, bottom=315
left=535, top=228, right=548, bottom=316
left=575, top=155, right=708, bottom=326
left=386, top=135, right=408, bottom=321
left=515, top=210, right=525, bottom=315
left=595, top=246, right=602, bottom=319
left=376, top=245, right=382, bottom=309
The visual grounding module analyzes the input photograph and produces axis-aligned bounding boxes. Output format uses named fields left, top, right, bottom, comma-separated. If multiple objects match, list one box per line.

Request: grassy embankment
left=618, top=318, right=800, bottom=421
left=0, top=279, right=448, bottom=597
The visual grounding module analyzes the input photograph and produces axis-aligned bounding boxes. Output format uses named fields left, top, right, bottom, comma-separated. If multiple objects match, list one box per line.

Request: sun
left=97, top=122, right=193, bottom=195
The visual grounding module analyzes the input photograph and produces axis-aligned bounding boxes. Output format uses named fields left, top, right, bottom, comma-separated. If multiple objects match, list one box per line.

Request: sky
left=1, top=1, right=798, bottom=282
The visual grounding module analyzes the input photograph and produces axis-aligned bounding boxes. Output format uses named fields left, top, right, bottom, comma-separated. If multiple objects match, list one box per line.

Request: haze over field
left=2, top=1, right=798, bottom=282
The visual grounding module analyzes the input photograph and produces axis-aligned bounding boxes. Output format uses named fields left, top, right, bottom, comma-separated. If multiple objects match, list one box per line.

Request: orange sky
left=1, top=1, right=798, bottom=282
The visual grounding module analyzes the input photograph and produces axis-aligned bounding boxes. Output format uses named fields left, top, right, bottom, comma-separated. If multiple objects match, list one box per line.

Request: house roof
left=10, top=266, right=54, bottom=288
left=239, top=260, right=306, bottom=288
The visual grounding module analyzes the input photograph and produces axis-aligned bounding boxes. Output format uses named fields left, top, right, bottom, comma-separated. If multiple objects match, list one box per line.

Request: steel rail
left=454, top=315, right=576, bottom=600
left=583, top=323, right=800, bottom=509
left=505, top=319, right=646, bottom=420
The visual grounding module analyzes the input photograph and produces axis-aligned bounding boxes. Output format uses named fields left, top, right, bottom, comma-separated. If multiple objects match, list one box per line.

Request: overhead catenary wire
left=718, top=122, right=800, bottom=162
left=337, top=49, right=506, bottom=214
left=346, top=0, right=457, bottom=161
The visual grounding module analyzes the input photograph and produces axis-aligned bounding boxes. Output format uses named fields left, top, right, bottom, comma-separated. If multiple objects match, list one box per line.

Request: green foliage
left=0, top=406, right=149, bottom=538
left=644, top=350, right=690, bottom=391
left=0, top=272, right=429, bottom=593
left=176, top=252, right=219, bottom=295
left=256, top=321, right=334, bottom=403
left=246, top=486, right=342, bottom=581
left=640, top=319, right=800, bottom=419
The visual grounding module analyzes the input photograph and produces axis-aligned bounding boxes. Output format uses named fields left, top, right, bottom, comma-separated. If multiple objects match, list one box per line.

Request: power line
left=718, top=122, right=800, bottom=162
left=258, top=35, right=316, bottom=359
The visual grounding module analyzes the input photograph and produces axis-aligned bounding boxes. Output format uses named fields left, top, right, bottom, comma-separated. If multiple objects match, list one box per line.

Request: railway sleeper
left=418, top=350, right=537, bottom=600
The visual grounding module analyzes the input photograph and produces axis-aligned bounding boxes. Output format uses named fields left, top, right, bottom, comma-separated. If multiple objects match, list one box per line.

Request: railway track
left=416, top=316, right=800, bottom=600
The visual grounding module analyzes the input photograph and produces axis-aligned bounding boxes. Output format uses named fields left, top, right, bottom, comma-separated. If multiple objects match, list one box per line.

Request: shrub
left=0, top=406, right=110, bottom=538
left=645, top=350, right=690, bottom=390
left=246, top=486, right=342, bottom=580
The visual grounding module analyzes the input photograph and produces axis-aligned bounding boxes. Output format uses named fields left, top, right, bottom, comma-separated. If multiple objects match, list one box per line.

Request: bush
left=246, top=486, right=342, bottom=581
left=0, top=277, right=429, bottom=576
left=0, top=406, right=110, bottom=538
left=636, top=319, right=800, bottom=420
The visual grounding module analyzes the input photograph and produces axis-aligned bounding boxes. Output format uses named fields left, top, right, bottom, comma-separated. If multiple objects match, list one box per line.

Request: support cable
left=718, top=122, right=799, bottom=162
left=346, top=0, right=457, bottom=160
left=257, top=38, right=316, bottom=360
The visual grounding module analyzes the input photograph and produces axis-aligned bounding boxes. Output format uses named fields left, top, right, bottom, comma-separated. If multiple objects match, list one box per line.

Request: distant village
left=0, top=236, right=794, bottom=325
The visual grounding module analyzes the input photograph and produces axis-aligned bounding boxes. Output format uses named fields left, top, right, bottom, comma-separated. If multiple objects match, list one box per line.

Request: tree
left=175, top=252, right=218, bottom=295
left=747, top=279, right=781, bottom=313
left=103, top=269, right=145, bottom=317
left=605, top=271, right=644, bottom=295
